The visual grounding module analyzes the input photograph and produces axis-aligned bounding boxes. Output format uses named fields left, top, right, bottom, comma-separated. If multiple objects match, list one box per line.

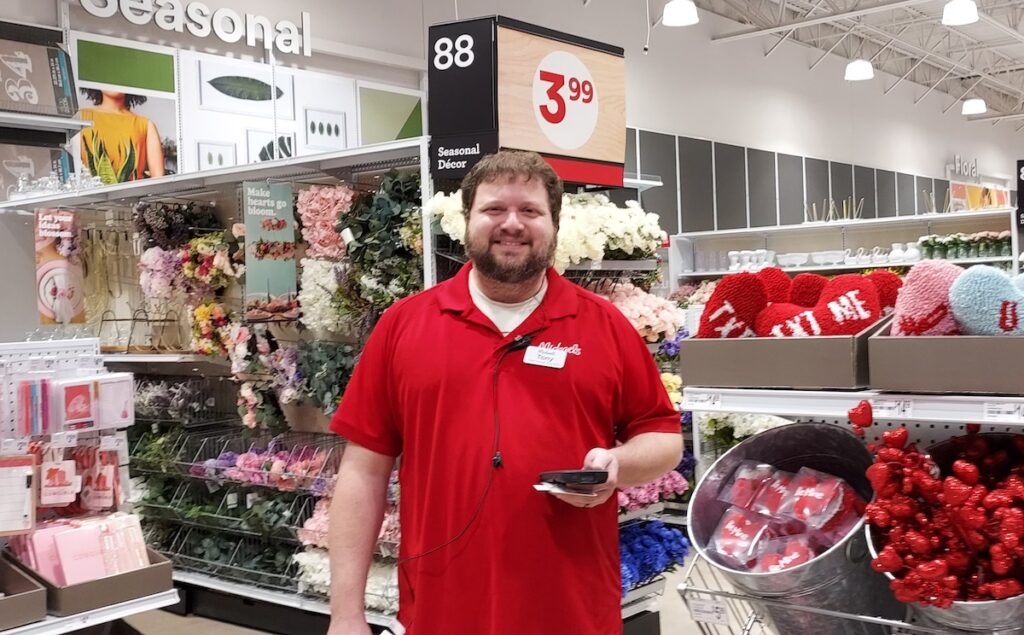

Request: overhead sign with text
left=427, top=17, right=625, bottom=187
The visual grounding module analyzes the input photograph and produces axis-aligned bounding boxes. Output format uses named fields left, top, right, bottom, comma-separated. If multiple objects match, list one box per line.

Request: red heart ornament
left=867, top=270, right=903, bottom=312
left=790, top=273, right=829, bottom=308
left=754, top=274, right=881, bottom=337
left=952, top=460, right=980, bottom=486
left=942, top=477, right=972, bottom=507
left=696, top=273, right=767, bottom=339
left=848, top=400, right=873, bottom=429
left=756, top=267, right=792, bottom=304
left=883, top=428, right=909, bottom=449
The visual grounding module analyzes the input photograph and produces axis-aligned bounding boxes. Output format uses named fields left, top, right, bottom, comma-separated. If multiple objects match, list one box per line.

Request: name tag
left=523, top=346, right=566, bottom=369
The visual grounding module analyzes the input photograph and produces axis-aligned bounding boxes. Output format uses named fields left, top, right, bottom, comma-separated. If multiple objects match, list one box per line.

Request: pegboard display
left=0, top=338, right=102, bottom=437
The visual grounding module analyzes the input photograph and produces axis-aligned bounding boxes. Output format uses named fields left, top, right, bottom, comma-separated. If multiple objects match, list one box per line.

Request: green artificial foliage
left=297, top=341, right=357, bottom=416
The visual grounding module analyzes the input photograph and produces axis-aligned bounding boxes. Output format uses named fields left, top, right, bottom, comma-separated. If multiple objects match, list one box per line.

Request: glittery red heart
left=696, top=273, right=767, bottom=339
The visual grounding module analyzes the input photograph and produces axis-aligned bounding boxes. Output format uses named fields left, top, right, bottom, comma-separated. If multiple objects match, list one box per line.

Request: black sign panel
left=430, top=132, right=499, bottom=181
left=427, top=18, right=496, bottom=138
left=1017, top=159, right=1024, bottom=231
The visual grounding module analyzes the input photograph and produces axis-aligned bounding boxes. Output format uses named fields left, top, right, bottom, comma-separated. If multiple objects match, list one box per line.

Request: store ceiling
left=695, top=0, right=1024, bottom=129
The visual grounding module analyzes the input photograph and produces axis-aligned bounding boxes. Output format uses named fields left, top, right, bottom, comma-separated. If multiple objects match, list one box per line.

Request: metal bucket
left=687, top=422, right=903, bottom=634
left=864, top=433, right=1024, bottom=634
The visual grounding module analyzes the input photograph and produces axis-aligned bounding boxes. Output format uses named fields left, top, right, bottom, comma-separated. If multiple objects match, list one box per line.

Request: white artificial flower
left=298, top=259, right=350, bottom=334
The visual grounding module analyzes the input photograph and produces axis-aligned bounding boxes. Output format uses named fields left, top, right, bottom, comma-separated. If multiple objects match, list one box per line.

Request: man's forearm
left=611, top=432, right=683, bottom=487
left=328, top=451, right=392, bottom=620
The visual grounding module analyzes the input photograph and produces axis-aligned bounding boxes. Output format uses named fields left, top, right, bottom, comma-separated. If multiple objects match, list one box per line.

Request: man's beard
left=465, top=232, right=556, bottom=284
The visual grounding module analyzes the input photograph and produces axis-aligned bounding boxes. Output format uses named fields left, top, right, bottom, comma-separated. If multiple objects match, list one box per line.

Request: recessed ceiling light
left=942, top=0, right=979, bottom=26
left=844, top=59, right=874, bottom=81
left=663, top=0, right=699, bottom=27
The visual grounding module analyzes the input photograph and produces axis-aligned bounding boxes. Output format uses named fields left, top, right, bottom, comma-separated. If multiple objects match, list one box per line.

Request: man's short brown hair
left=460, top=151, right=564, bottom=228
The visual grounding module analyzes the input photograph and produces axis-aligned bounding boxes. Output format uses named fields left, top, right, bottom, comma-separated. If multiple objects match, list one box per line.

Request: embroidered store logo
left=536, top=342, right=583, bottom=356
left=78, top=0, right=313, bottom=57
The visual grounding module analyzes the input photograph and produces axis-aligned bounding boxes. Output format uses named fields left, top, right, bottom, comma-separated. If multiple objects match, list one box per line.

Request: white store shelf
left=0, top=111, right=92, bottom=133
left=0, top=138, right=427, bottom=213
left=619, top=502, right=665, bottom=524
left=171, top=571, right=395, bottom=627
left=677, top=208, right=1015, bottom=240
left=2, top=590, right=179, bottom=635
left=680, top=256, right=1012, bottom=278
left=683, top=386, right=1024, bottom=425
left=100, top=353, right=229, bottom=365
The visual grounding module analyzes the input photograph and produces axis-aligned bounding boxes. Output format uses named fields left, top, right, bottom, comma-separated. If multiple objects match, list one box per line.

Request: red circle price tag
left=532, top=51, right=598, bottom=150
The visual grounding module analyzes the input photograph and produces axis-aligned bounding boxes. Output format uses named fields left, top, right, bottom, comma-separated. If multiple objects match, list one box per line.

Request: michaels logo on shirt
left=536, top=341, right=583, bottom=357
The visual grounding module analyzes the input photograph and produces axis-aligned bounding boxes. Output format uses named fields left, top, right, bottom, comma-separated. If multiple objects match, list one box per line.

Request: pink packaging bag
left=754, top=534, right=821, bottom=573
left=52, top=524, right=107, bottom=585
left=750, top=469, right=796, bottom=517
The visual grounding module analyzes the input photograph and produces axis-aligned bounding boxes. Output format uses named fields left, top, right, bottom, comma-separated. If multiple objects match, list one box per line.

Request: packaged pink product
left=750, top=469, right=796, bottom=517
left=754, top=534, right=820, bottom=573
left=813, top=502, right=864, bottom=548
left=717, top=461, right=776, bottom=510
left=707, top=505, right=777, bottom=570
left=780, top=467, right=863, bottom=531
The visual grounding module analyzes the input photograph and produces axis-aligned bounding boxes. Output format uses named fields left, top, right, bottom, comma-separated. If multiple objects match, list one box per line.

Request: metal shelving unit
left=682, top=256, right=1012, bottom=279
left=0, top=111, right=91, bottom=133
left=618, top=502, right=665, bottom=525
left=1, top=591, right=179, bottom=635
left=621, top=577, right=666, bottom=620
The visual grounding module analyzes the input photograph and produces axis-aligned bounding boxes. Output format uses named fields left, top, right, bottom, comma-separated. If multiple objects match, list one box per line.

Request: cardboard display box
left=8, top=548, right=172, bottom=617
left=679, top=317, right=890, bottom=390
left=0, top=556, right=47, bottom=630
left=870, top=324, right=1024, bottom=394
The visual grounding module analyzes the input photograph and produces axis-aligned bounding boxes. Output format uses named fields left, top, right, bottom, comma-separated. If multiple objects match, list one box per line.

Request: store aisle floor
left=124, top=567, right=704, bottom=635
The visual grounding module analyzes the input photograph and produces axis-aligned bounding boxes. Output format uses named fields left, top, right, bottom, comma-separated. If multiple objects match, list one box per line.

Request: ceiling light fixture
left=844, top=59, right=874, bottom=81
left=962, top=98, right=987, bottom=115
left=663, top=0, right=699, bottom=27
left=942, top=0, right=979, bottom=26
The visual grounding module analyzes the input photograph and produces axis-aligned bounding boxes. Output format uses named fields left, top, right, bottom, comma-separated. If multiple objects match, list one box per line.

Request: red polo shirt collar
left=436, top=263, right=579, bottom=333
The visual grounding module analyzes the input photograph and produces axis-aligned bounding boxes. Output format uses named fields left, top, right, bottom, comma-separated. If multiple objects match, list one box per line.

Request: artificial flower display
left=660, top=373, right=682, bottom=408
left=189, top=301, right=232, bottom=355
left=181, top=234, right=244, bottom=293
left=596, top=282, right=686, bottom=342
left=618, top=470, right=689, bottom=512
left=139, top=246, right=184, bottom=302
left=619, top=520, right=689, bottom=595
left=298, top=259, right=351, bottom=334
left=427, top=190, right=666, bottom=273
left=236, top=380, right=287, bottom=434
left=133, top=201, right=218, bottom=251
left=297, top=184, right=355, bottom=261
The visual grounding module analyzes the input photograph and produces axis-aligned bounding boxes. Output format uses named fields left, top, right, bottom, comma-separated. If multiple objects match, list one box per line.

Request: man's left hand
left=551, top=448, right=619, bottom=509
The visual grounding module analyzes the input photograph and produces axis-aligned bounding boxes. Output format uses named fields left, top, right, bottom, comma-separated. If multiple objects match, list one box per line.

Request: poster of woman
left=79, top=90, right=166, bottom=184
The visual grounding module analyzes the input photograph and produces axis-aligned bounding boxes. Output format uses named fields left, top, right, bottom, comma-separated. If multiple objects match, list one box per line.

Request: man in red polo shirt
left=328, top=151, right=682, bottom=635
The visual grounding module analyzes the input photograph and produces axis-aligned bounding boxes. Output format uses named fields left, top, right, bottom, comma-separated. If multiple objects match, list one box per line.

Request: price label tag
left=246, top=492, right=262, bottom=509
left=227, top=492, right=239, bottom=510
left=99, top=435, right=118, bottom=451
left=533, top=51, right=599, bottom=151
left=687, top=597, right=730, bottom=626
left=985, top=402, right=1024, bottom=422
left=870, top=399, right=913, bottom=419
left=50, top=431, right=79, bottom=449
left=685, top=392, right=722, bottom=409
left=1, top=439, right=29, bottom=455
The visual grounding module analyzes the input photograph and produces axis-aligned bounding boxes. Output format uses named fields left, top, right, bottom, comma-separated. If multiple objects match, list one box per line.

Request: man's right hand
left=327, top=616, right=372, bottom=635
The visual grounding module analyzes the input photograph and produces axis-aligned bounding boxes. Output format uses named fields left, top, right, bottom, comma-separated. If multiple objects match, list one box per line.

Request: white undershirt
left=468, top=270, right=548, bottom=336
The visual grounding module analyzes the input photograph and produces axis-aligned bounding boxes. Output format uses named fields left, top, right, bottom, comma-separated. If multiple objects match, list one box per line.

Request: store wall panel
left=678, top=136, right=715, bottom=232
left=805, top=158, right=829, bottom=220
left=935, top=179, right=951, bottom=214
left=626, top=127, right=637, bottom=175
left=638, top=130, right=680, bottom=236
left=854, top=166, right=877, bottom=219
left=747, top=149, right=777, bottom=227
left=877, top=170, right=897, bottom=218
left=897, top=172, right=916, bottom=215
left=778, top=153, right=805, bottom=225
left=915, top=176, right=934, bottom=213
left=830, top=162, right=853, bottom=216
left=714, top=142, right=747, bottom=230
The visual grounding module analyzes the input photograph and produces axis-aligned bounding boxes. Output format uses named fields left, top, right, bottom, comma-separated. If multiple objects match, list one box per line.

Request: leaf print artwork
left=208, top=76, right=285, bottom=102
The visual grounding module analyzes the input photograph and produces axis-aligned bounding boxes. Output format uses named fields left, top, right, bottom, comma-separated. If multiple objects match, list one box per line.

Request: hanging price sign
left=427, top=17, right=625, bottom=186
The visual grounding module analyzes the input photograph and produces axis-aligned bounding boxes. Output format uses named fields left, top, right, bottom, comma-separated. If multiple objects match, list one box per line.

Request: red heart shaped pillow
left=696, top=273, right=767, bottom=339
left=756, top=267, right=792, bottom=304
left=867, top=270, right=903, bottom=312
left=790, top=273, right=829, bottom=307
left=755, top=274, right=881, bottom=337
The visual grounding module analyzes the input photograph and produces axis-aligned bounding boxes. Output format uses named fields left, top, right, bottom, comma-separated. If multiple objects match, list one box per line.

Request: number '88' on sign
left=532, top=51, right=598, bottom=151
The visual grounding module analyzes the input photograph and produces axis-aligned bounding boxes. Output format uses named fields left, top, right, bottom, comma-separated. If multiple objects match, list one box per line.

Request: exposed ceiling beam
left=966, top=110, right=1024, bottom=122
left=713, top=0, right=934, bottom=42
left=979, top=11, right=1024, bottom=47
